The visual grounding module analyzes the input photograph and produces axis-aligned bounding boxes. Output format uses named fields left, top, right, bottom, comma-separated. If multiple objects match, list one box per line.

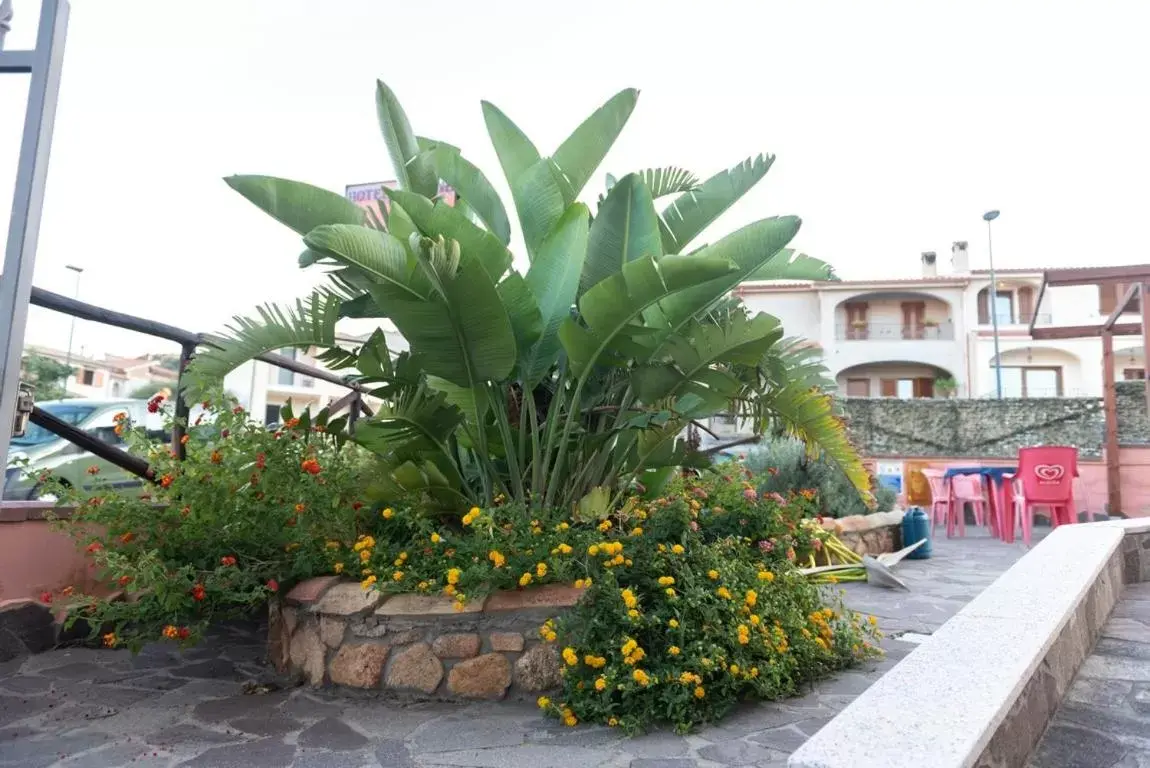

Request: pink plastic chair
left=921, top=468, right=950, bottom=529
left=1010, top=446, right=1078, bottom=546
left=948, top=474, right=991, bottom=538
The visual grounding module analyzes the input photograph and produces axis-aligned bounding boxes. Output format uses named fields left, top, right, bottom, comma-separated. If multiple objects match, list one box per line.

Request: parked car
left=4, top=399, right=157, bottom=501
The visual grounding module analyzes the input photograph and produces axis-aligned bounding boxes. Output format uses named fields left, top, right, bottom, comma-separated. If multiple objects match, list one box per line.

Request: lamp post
left=63, top=264, right=82, bottom=378
left=983, top=210, right=1003, bottom=399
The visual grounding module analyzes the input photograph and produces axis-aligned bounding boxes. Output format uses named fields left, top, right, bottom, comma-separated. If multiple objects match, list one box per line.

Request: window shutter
left=914, top=378, right=935, bottom=398
left=1018, top=286, right=1034, bottom=323
left=880, top=379, right=897, bottom=397
left=978, top=290, right=989, bottom=324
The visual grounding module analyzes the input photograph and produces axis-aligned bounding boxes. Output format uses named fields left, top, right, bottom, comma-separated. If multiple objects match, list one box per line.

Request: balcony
left=981, top=311, right=1053, bottom=327
left=835, top=321, right=955, bottom=341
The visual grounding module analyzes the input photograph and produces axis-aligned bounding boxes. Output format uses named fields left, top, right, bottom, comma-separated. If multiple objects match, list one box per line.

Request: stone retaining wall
left=270, top=578, right=583, bottom=701
left=825, top=510, right=904, bottom=556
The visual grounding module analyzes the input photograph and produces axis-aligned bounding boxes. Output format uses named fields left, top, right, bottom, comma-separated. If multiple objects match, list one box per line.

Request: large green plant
left=188, top=82, right=867, bottom=513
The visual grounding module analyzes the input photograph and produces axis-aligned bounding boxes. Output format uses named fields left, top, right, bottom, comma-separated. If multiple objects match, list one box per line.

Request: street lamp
left=63, top=264, right=82, bottom=377
left=983, top=210, right=1003, bottom=399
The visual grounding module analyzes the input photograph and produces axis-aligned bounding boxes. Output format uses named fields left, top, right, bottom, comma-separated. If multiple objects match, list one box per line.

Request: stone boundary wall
left=824, top=510, right=904, bottom=556
left=269, top=578, right=583, bottom=701
left=789, top=518, right=1150, bottom=768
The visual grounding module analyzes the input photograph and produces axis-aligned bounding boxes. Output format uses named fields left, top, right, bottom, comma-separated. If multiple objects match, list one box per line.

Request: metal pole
left=986, top=216, right=1004, bottom=399
left=63, top=264, right=82, bottom=376
left=0, top=0, right=70, bottom=473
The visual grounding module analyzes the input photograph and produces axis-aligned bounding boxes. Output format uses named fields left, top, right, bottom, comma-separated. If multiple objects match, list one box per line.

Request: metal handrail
left=835, top=321, right=955, bottom=341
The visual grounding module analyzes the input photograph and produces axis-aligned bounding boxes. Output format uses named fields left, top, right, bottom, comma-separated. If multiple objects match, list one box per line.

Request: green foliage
left=745, top=438, right=895, bottom=518
left=22, top=352, right=72, bottom=400
left=187, top=81, right=866, bottom=516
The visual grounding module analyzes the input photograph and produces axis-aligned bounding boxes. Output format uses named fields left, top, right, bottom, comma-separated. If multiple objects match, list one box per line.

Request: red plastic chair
left=1010, top=446, right=1078, bottom=546
left=948, top=474, right=990, bottom=537
left=921, top=468, right=950, bottom=529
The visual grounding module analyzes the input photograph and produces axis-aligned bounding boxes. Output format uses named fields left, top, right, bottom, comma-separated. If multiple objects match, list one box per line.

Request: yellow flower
left=588, top=544, right=600, bottom=556
left=325, top=540, right=340, bottom=550
left=658, top=576, right=675, bottom=586
left=707, top=569, right=720, bottom=581
left=750, top=614, right=761, bottom=625
left=632, top=669, right=650, bottom=686
left=729, top=663, right=739, bottom=675
left=630, top=527, right=643, bottom=537
left=621, top=589, right=638, bottom=609
left=668, top=619, right=679, bottom=628
left=758, top=570, right=775, bottom=582
left=417, top=581, right=429, bottom=591
left=557, top=543, right=572, bottom=555
left=535, top=562, right=548, bottom=578
left=627, top=608, right=640, bottom=619
left=430, top=533, right=442, bottom=544
left=562, top=647, right=579, bottom=666
left=598, top=520, right=612, bottom=532
left=737, top=625, right=751, bottom=645
left=671, top=544, right=685, bottom=554
left=392, top=571, right=404, bottom=582
left=333, top=562, right=344, bottom=574
left=537, top=696, right=551, bottom=709
left=453, top=600, right=467, bottom=612
left=381, top=508, right=394, bottom=519
left=359, top=549, right=372, bottom=563
left=353, top=535, right=375, bottom=551
left=716, top=586, right=733, bottom=600
left=665, top=588, right=676, bottom=597
left=446, top=568, right=461, bottom=585
left=488, top=550, right=506, bottom=568
left=621, top=638, right=638, bottom=656
left=361, top=575, right=377, bottom=590
left=584, top=655, right=607, bottom=668
left=694, top=685, right=706, bottom=699
left=668, top=645, right=681, bottom=656
left=751, top=666, right=760, bottom=678
left=608, top=717, right=619, bottom=727
left=562, top=709, right=577, bottom=727
left=868, top=615, right=878, bottom=626
left=594, top=677, right=607, bottom=691
left=519, top=573, right=533, bottom=587
left=102, top=632, right=118, bottom=648
left=744, top=589, right=758, bottom=607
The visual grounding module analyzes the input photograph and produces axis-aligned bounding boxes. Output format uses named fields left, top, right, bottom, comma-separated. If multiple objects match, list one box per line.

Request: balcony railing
left=980, top=312, right=1053, bottom=326
left=836, top=321, right=955, bottom=341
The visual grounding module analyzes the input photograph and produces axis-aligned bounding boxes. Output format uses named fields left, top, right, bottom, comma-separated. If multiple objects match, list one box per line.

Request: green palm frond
left=186, top=293, right=341, bottom=397
left=637, top=167, right=700, bottom=198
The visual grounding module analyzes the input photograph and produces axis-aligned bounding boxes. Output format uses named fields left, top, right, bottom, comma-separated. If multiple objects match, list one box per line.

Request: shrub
left=745, top=438, right=895, bottom=517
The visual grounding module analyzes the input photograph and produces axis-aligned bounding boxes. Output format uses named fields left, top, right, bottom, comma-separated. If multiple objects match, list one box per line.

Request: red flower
left=232, top=406, right=244, bottom=415
left=351, top=501, right=364, bottom=511
left=285, top=418, right=300, bottom=429
left=118, top=575, right=132, bottom=587
left=120, top=532, right=135, bottom=544
left=202, top=400, right=211, bottom=409
left=265, top=579, right=279, bottom=593
left=221, top=429, right=230, bottom=439
left=220, top=555, right=237, bottom=567
left=255, top=453, right=267, bottom=469
left=39, top=591, right=52, bottom=604
left=210, top=451, right=222, bottom=464
left=86, top=542, right=103, bottom=553
left=191, top=584, right=206, bottom=601
left=177, top=626, right=191, bottom=640
left=160, top=474, right=174, bottom=488
left=300, top=458, right=321, bottom=475
left=147, top=395, right=165, bottom=414
left=86, top=466, right=100, bottom=476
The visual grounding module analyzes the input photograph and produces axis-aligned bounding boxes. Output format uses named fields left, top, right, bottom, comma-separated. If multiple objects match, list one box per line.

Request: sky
left=3, top=0, right=1149, bottom=358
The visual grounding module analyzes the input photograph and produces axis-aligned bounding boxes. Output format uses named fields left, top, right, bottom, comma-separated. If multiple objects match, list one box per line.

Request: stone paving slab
left=0, top=530, right=1029, bottom=768
left=1030, top=585, right=1150, bottom=768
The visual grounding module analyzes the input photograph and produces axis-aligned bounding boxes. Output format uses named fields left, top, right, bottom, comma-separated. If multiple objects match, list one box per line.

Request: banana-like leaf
left=574, top=486, right=612, bottom=522
left=224, top=175, right=364, bottom=236
left=632, top=312, right=783, bottom=404
left=427, top=375, right=490, bottom=434
left=417, top=135, right=461, bottom=154
left=385, top=244, right=518, bottom=387
left=375, top=80, right=439, bottom=197
left=385, top=189, right=512, bottom=284
left=745, top=247, right=836, bottom=282
left=482, top=101, right=541, bottom=191
left=559, top=254, right=737, bottom=378
left=636, top=167, right=700, bottom=198
left=304, top=225, right=426, bottom=305
left=187, top=293, right=341, bottom=395
left=551, top=88, right=639, bottom=205
left=658, top=154, right=775, bottom=254
left=582, top=173, right=662, bottom=296
left=511, top=158, right=567, bottom=261
left=423, top=147, right=512, bottom=245
left=521, top=204, right=589, bottom=385
left=497, top=273, right=544, bottom=377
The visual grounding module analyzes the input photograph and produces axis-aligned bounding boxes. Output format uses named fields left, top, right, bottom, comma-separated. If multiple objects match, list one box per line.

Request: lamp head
left=982, top=210, right=1000, bottom=222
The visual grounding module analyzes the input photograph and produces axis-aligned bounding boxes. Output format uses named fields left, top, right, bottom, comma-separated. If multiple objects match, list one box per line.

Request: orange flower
left=285, top=418, right=300, bottom=429
left=180, top=434, right=190, bottom=445
left=191, top=584, right=206, bottom=601
left=102, top=633, right=118, bottom=648
left=119, top=532, right=135, bottom=544
left=61, top=586, right=74, bottom=597
left=294, top=503, right=306, bottom=514
left=300, top=458, right=321, bottom=475
left=162, top=625, right=180, bottom=639
left=86, top=466, right=100, bottom=476
left=118, top=575, right=132, bottom=587
left=160, top=474, right=174, bottom=488
left=210, top=451, right=222, bottom=464
left=220, top=555, right=237, bottom=567
left=85, top=542, right=103, bottom=553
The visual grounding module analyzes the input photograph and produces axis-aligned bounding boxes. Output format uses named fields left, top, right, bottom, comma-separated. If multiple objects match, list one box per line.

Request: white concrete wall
left=740, top=290, right=821, bottom=342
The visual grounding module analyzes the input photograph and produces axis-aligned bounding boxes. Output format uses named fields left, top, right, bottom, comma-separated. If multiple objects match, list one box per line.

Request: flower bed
left=270, top=578, right=583, bottom=699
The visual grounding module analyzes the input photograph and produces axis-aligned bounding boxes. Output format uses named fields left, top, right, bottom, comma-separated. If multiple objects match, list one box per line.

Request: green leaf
left=481, top=101, right=541, bottom=190
left=582, top=173, right=662, bottom=295
left=375, top=80, right=438, bottom=197
left=423, top=147, right=512, bottom=245
left=658, top=154, right=775, bottom=253
left=385, top=189, right=512, bottom=284
left=224, top=175, right=364, bottom=236
left=521, top=204, right=590, bottom=385
left=188, top=293, right=341, bottom=395
left=636, top=167, right=699, bottom=198
left=574, top=486, right=612, bottom=522
left=552, top=88, right=639, bottom=205
left=511, top=158, right=567, bottom=261
left=303, top=225, right=427, bottom=304
left=497, top=273, right=544, bottom=374
left=744, top=247, right=836, bottom=282
left=559, top=254, right=736, bottom=377
left=428, top=375, right=490, bottom=433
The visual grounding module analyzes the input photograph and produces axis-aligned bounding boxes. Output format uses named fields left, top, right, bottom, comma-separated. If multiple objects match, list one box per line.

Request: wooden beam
left=1028, top=279, right=1047, bottom=336
left=1104, top=283, right=1141, bottom=330
left=1142, top=282, right=1150, bottom=416
left=1029, top=322, right=1143, bottom=340
left=1044, top=264, right=1150, bottom=287
left=1103, top=330, right=1122, bottom=516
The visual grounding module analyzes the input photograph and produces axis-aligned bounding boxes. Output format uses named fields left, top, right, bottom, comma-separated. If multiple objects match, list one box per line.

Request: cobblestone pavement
left=0, top=530, right=1030, bottom=768
left=1030, top=581, right=1150, bottom=768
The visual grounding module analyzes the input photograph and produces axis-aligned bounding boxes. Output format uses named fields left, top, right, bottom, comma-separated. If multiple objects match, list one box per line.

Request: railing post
left=347, top=391, right=361, bottom=435
left=172, top=342, right=195, bottom=460
left=0, top=0, right=69, bottom=473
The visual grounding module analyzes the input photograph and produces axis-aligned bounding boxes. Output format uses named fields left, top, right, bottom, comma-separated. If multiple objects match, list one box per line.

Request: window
left=265, top=404, right=281, bottom=425
left=879, top=378, right=935, bottom=399
left=992, top=292, right=1014, bottom=325
left=1124, top=368, right=1146, bottom=381
left=991, top=366, right=1062, bottom=397
left=80, top=369, right=95, bottom=386
left=277, top=348, right=296, bottom=386
left=846, top=378, right=870, bottom=397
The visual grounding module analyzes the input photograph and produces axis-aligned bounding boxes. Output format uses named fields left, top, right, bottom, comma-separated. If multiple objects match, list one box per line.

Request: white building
left=23, top=346, right=178, bottom=400
left=737, top=242, right=1145, bottom=400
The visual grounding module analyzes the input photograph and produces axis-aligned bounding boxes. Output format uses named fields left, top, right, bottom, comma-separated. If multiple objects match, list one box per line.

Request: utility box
left=12, top=383, right=33, bottom=438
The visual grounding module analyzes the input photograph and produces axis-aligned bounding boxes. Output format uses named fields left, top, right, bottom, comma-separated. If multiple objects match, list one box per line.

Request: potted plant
left=934, top=377, right=958, bottom=398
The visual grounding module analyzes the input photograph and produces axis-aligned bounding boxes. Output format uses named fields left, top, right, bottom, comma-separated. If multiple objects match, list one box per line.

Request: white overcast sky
left=3, top=0, right=1149, bottom=358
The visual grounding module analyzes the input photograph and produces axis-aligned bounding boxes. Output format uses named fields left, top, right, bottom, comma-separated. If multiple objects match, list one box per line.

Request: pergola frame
left=1030, top=265, right=1150, bottom=515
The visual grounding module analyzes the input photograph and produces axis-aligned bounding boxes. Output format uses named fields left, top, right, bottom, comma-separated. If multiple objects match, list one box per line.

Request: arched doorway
left=836, top=361, right=956, bottom=399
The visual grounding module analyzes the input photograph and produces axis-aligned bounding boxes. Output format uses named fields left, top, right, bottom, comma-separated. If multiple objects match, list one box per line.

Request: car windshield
left=9, top=403, right=98, bottom=447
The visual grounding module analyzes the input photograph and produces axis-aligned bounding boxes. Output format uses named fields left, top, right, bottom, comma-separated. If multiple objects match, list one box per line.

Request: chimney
left=921, top=251, right=937, bottom=278
left=951, top=241, right=970, bottom=274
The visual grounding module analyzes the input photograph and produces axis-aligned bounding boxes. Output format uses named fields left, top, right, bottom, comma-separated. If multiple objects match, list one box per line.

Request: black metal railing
left=15, top=286, right=374, bottom=485
left=835, top=321, right=955, bottom=341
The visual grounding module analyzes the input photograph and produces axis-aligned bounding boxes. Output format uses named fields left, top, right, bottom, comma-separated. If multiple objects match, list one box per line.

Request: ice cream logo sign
left=344, top=181, right=456, bottom=222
